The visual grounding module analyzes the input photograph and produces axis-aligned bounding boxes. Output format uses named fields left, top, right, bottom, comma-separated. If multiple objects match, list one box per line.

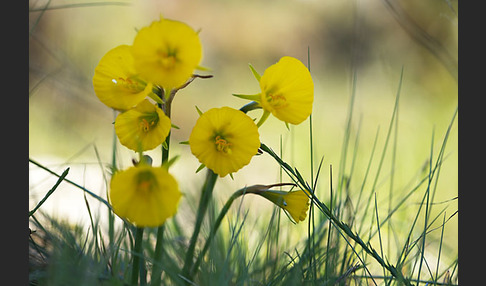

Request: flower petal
left=93, top=45, right=152, bottom=110
left=258, top=189, right=310, bottom=223
left=114, top=99, right=171, bottom=151
left=281, top=190, right=311, bottom=223
left=132, top=17, right=203, bottom=89
left=189, top=107, right=260, bottom=177
left=109, top=165, right=181, bottom=227
left=259, top=56, right=314, bottom=125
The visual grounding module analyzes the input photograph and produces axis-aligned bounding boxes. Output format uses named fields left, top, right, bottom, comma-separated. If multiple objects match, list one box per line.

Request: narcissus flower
left=258, top=189, right=310, bottom=223
left=259, top=56, right=314, bottom=125
left=189, top=107, right=260, bottom=177
left=114, top=99, right=171, bottom=152
left=93, top=45, right=154, bottom=110
left=109, top=164, right=181, bottom=227
left=234, top=56, right=314, bottom=126
left=131, top=17, right=203, bottom=89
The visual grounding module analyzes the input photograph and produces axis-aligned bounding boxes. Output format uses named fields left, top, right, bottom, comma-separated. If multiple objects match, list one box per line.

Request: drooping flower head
left=114, top=99, right=171, bottom=152
left=189, top=107, right=260, bottom=177
left=109, top=164, right=182, bottom=227
left=93, top=45, right=154, bottom=110
left=131, top=16, right=203, bottom=89
left=258, top=189, right=310, bottom=223
left=259, top=56, right=314, bottom=125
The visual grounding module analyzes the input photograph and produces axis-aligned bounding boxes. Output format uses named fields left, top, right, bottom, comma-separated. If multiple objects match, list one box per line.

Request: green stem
left=188, top=183, right=293, bottom=279
left=189, top=189, right=244, bottom=277
left=181, top=169, right=218, bottom=281
left=239, top=100, right=261, bottom=114
left=150, top=225, right=165, bottom=285
left=131, top=227, right=145, bottom=285
left=151, top=99, right=172, bottom=286
left=150, top=133, right=170, bottom=285
left=109, top=110, right=117, bottom=254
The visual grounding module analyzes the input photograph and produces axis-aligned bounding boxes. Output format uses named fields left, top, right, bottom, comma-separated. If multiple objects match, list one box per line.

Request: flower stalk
left=150, top=122, right=171, bottom=286
left=131, top=227, right=145, bottom=285
left=181, top=169, right=218, bottom=280
left=188, top=186, right=244, bottom=279
left=188, top=183, right=298, bottom=279
left=150, top=75, right=212, bottom=285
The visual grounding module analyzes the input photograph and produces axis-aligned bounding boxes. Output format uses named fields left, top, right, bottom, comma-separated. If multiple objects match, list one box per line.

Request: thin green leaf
left=195, top=163, right=206, bottom=173
left=195, top=105, right=204, bottom=116
left=232, top=93, right=261, bottom=102
left=29, top=167, right=70, bottom=217
left=248, top=63, right=261, bottom=81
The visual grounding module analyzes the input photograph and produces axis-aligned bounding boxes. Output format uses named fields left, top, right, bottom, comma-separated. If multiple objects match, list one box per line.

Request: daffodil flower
left=258, top=189, right=310, bottom=223
left=260, top=56, right=314, bottom=125
left=93, top=45, right=155, bottom=111
left=109, top=164, right=182, bottom=227
left=234, top=56, right=314, bottom=126
left=131, top=16, right=203, bottom=89
left=189, top=107, right=260, bottom=177
left=114, top=99, right=171, bottom=152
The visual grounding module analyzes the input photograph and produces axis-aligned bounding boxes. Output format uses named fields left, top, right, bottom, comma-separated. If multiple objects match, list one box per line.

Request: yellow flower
left=189, top=107, right=260, bottom=177
left=114, top=99, right=171, bottom=152
left=131, top=17, right=203, bottom=89
left=258, top=189, right=310, bottom=223
left=109, top=164, right=181, bottom=227
left=259, top=56, right=314, bottom=125
left=93, top=45, right=154, bottom=111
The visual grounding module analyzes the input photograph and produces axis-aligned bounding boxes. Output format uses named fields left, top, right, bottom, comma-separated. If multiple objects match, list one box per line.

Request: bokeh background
left=29, top=0, right=458, bottom=273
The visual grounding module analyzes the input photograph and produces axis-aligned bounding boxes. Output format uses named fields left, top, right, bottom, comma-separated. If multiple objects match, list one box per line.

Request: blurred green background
left=29, top=0, right=457, bottom=270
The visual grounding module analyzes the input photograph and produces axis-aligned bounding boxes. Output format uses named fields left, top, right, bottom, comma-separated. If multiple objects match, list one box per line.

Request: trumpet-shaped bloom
left=189, top=107, right=260, bottom=177
left=259, top=56, right=314, bottom=125
left=93, top=45, right=153, bottom=110
left=109, top=164, right=181, bottom=227
left=259, top=189, right=310, bottom=223
left=131, top=17, right=203, bottom=89
left=114, top=99, right=171, bottom=152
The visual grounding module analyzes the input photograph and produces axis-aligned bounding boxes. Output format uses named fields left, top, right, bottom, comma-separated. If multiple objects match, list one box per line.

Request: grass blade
left=29, top=158, right=111, bottom=210
left=357, top=66, right=403, bottom=235
left=29, top=167, right=70, bottom=217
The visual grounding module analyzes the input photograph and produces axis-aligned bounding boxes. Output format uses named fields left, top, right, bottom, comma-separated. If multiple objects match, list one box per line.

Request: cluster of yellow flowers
left=93, top=16, right=314, bottom=228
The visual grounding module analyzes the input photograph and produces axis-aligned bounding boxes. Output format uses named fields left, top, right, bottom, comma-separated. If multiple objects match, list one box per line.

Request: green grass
left=29, top=67, right=458, bottom=285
